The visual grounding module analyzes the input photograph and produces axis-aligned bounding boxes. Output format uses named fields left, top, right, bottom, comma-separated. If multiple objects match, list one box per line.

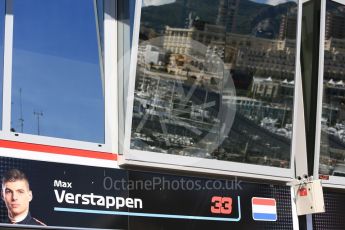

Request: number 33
left=211, top=196, right=233, bottom=214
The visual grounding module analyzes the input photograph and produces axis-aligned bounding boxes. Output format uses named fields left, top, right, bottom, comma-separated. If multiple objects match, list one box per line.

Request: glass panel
left=130, top=0, right=135, bottom=46
left=319, top=0, right=345, bottom=177
left=11, top=0, right=105, bottom=143
left=96, top=0, right=104, bottom=57
left=129, top=0, right=298, bottom=168
left=118, top=0, right=136, bottom=116
left=0, top=0, right=4, bottom=130
left=301, top=0, right=319, bottom=174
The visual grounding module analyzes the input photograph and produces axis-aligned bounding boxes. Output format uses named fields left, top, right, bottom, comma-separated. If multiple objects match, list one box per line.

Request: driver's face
left=2, top=180, right=32, bottom=218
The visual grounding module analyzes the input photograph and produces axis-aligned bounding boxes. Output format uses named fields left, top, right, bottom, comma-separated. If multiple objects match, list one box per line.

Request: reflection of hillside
left=141, top=0, right=297, bottom=36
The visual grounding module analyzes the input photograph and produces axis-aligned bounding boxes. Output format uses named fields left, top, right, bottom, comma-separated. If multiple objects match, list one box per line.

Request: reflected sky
left=250, top=0, right=296, bottom=5
left=143, top=0, right=176, bottom=7
left=11, top=0, right=104, bottom=143
left=142, top=0, right=296, bottom=7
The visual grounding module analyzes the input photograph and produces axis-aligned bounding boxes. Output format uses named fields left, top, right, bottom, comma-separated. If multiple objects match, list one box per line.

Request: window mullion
left=313, top=0, right=326, bottom=178
left=2, top=0, right=13, bottom=132
left=94, top=0, right=105, bottom=95
left=293, top=0, right=308, bottom=178
left=104, top=0, right=118, bottom=154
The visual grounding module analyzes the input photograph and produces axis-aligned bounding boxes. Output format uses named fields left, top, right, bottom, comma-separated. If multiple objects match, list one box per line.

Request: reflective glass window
left=118, top=0, right=136, bottom=115
left=97, top=0, right=104, bottom=57
left=11, top=0, right=105, bottom=143
left=319, top=0, right=345, bottom=177
left=129, top=0, right=298, bottom=168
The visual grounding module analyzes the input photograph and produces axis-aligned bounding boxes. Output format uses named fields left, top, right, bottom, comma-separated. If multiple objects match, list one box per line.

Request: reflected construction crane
left=19, top=88, right=24, bottom=132
left=33, top=110, right=43, bottom=135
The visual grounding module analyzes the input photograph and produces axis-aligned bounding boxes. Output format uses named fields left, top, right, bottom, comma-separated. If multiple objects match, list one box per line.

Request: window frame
left=0, top=0, right=118, bottom=155
left=314, top=0, right=345, bottom=188
left=120, top=0, right=303, bottom=181
left=0, top=0, right=4, bottom=132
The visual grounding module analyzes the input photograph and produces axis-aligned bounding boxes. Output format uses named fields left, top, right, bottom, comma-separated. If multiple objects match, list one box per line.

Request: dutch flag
left=251, top=197, right=277, bottom=221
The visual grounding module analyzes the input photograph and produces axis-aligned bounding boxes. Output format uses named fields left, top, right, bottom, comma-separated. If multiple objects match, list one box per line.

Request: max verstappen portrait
left=1, top=169, right=46, bottom=226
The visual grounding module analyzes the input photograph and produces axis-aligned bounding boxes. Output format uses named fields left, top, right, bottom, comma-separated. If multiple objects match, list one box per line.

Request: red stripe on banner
left=252, top=198, right=276, bottom=206
left=0, top=140, right=117, bottom=160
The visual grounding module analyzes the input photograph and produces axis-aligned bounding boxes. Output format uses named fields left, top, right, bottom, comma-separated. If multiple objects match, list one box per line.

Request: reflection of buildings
left=326, top=8, right=345, bottom=39
left=216, top=0, right=240, bottom=32
left=233, top=96, right=292, bottom=127
left=321, top=79, right=345, bottom=125
left=163, top=27, right=194, bottom=55
left=324, top=6, right=345, bottom=80
left=321, top=8, right=345, bottom=170
left=251, top=77, right=279, bottom=99
left=322, top=8, right=345, bottom=124
left=163, top=0, right=238, bottom=70
left=324, top=38, right=345, bottom=79
left=163, top=24, right=226, bottom=55
left=163, top=23, right=227, bottom=84
left=135, top=1, right=298, bottom=165
left=279, top=13, right=297, bottom=40
left=138, top=44, right=167, bottom=66
left=251, top=77, right=294, bottom=101
left=163, top=24, right=296, bottom=53
left=323, top=10, right=345, bottom=125
left=236, top=41, right=296, bottom=80
left=162, top=2, right=298, bottom=81
left=163, top=25, right=296, bottom=80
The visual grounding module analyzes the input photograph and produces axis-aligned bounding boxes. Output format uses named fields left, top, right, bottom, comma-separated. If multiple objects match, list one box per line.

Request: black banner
left=313, top=189, right=345, bottom=230
left=0, top=156, right=294, bottom=229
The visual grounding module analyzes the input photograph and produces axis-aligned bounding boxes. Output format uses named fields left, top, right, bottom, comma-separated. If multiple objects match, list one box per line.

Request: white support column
left=292, top=1, right=309, bottom=229
left=2, top=0, right=13, bottom=132
left=293, top=0, right=308, bottom=180
left=122, top=0, right=141, bottom=157
left=104, top=0, right=118, bottom=154
left=313, top=0, right=326, bottom=179
left=117, top=0, right=125, bottom=155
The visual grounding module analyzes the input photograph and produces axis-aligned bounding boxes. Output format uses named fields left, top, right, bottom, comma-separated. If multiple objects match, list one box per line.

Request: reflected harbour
left=130, top=0, right=298, bottom=168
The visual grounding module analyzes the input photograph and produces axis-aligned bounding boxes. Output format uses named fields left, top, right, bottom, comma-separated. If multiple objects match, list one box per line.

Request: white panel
left=294, top=0, right=308, bottom=178
left=2, top=0, right=13, bottom=132
left=0, top=147, right=118, bottom=168
left=104, top=0, right=118, bottom=154
left=313, top=0, right=326, bottom=178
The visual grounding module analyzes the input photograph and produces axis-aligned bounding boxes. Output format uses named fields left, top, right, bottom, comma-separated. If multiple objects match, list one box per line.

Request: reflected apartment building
left=321, top=5, right=345, bottom=127
left=163, top=6, right=298, bottom=82
left=160, top=2, right=297, bottom=135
